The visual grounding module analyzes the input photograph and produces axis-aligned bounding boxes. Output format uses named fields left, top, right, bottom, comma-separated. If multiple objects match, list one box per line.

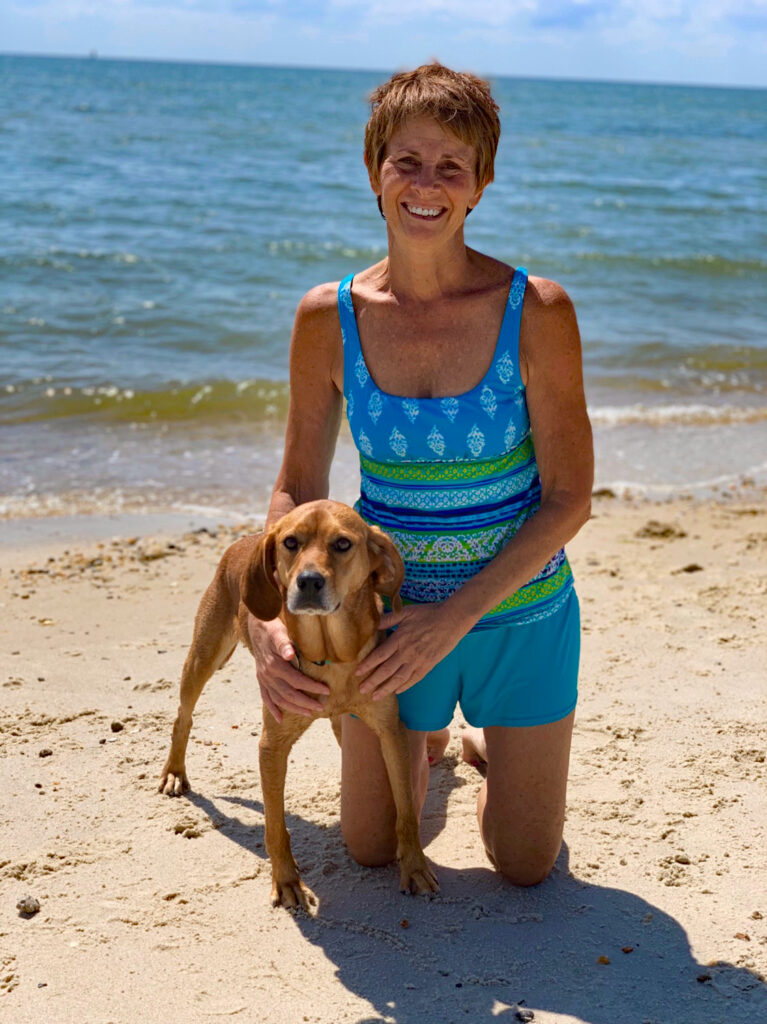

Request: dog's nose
left=296, top=571, right=325, bottom=594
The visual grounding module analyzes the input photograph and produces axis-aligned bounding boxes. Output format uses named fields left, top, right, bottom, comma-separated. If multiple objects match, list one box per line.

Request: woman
left=249, top=63, right=593, bottom=886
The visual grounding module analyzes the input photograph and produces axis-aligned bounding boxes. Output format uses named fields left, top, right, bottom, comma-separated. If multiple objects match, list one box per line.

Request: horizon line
left=1, top=49, right=765, bottom=93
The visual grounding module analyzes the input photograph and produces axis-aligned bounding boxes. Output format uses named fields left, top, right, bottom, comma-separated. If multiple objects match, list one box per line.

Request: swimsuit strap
left=491, top=265, right=528, bottom=391
left=337, top=274, right=363, bottom=403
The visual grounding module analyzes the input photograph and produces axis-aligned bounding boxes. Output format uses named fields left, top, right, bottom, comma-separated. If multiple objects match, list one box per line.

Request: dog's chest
left=298, top=660, right=366, bottom=716
left=289, top=616, right=379, bottom=716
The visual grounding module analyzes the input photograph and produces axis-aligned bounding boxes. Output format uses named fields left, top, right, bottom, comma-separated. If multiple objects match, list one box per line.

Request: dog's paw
left=271, top=875, right=316, bottom=913
left=399, top=856, right=439, bottom=896
left=158, top=769, right=189, bottom=796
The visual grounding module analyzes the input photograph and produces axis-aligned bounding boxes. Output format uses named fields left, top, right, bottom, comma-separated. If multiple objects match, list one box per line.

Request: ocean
left=1, top=54, right=766, bottom=521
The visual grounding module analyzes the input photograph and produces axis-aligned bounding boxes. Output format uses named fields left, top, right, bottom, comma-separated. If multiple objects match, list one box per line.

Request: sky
left=2, top=0, right=767, bottom=88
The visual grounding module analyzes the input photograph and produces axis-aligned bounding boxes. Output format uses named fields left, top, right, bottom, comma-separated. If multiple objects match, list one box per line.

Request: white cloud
left=329, top=0, right=767, bottom=30
left=330, top=0, right=537, bottom=26
left=8, top=0, right=767, bottom=34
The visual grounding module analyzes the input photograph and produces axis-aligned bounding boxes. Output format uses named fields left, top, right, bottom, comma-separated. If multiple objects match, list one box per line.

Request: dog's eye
left=283, top=536, right=299, bottom=551
left=333, top=537, right=352, bottom=552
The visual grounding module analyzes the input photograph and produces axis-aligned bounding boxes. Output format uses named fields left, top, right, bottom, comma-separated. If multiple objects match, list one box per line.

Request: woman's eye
left=334, top=537, right=352, bottom=552
left=283, top=536, right=298, bottom=551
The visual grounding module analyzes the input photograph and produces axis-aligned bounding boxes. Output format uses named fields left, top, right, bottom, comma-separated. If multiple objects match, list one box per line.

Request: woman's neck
left=377, top=231, right=478, bottom=304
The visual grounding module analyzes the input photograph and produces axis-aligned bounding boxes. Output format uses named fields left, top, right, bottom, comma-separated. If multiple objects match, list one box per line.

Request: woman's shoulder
left=290, top=282, right=344, bottom=369
left=519, top=275, right=582, bottom=377
left=523, top=274, right=576, bottom=317
left=295, top=280, right=343, bottom=320
left=291, top=281, right=348, bottom=353
left=289, top=283, right=345, bottom=391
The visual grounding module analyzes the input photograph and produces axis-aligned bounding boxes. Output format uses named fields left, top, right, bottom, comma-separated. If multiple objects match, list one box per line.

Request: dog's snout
left=297, top=571, right=325, bottom=594
left=287, top=565, right=337, bottom=616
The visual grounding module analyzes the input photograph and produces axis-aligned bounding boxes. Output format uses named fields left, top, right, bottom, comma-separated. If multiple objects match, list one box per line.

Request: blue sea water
left=1, top=54, right=766, bottom=517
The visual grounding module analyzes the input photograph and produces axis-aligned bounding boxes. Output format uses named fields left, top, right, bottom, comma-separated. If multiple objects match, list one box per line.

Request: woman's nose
left=415, top=163, right=438, bottom=189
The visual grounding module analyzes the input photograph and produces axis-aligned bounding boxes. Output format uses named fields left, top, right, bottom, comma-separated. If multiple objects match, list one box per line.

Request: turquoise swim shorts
left=396, top=588, right=580, bottom=732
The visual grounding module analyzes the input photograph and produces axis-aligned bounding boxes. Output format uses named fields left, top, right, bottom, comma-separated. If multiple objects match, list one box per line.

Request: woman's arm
left=358, top=278, right=594, bottom=698
left=249, top=283, right=345, bottom=721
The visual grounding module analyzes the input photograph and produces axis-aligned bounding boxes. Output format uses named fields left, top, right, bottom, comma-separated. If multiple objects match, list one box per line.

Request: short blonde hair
left=364, top=62, right=501, bottom=191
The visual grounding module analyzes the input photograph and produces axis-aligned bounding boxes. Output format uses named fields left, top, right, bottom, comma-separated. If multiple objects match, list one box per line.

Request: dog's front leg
left=259, top=713, right=316, bottom=911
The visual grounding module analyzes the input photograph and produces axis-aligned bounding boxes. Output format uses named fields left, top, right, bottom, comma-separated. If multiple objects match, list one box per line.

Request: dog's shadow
left=185, top=749, right=465, bottom=866
left=186, top=766, right=766, bottom=1024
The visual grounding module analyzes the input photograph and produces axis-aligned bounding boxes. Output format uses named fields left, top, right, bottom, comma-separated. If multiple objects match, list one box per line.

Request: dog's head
left=241, top=500, right=404, bottom=621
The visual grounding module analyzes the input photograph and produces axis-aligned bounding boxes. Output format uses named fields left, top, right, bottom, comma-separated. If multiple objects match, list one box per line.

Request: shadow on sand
left=186, top=757, right=765, bottom=1024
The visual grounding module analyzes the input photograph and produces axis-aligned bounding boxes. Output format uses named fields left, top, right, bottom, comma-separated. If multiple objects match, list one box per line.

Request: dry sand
left=1, top=495, right=766, bottom=1024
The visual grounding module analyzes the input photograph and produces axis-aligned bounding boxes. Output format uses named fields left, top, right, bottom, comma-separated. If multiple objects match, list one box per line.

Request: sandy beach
left=2, top=493, right=766, bottom=1024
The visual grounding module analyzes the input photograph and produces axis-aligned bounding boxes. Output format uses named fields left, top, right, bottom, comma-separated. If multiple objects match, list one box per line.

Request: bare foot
left=461, top=726, right=488, bottom=773
left=426, top=728, right=450, bottom=766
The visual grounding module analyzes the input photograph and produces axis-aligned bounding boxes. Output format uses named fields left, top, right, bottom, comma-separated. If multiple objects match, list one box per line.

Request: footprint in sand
left=132, top=679, right=173, bottom=692
left=635, top=520, right=687, bottom=540
left=1, top=956, right=19, bottom=994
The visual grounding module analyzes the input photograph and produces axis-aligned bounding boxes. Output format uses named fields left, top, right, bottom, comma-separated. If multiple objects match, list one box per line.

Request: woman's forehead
left=385, top=115, right=475, bottom=159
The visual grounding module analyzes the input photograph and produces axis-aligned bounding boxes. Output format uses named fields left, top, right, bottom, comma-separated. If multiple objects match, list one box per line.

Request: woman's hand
left=248, top=615, right=330, bottom=723
left=355, top=602, right=471, bottom=701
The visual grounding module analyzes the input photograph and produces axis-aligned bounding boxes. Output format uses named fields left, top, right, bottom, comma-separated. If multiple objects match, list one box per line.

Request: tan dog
left=159, top=499, right=438, bottom=910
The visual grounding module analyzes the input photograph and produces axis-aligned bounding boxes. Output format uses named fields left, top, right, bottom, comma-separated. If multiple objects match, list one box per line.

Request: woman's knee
left=340, top=716, right=396, bottom=865
left=341, top=820, right=396, bottom=868
left=484, top=838, right=560, bottom=886
left=339, top=718, right=428, bottom=867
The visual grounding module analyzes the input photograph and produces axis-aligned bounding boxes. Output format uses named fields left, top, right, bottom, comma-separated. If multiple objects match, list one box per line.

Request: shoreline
left=3, top=395, right=767, bottom=523
left=3, top=419, right=766, bottom=524
left=2, top=482, right=767, bottom=547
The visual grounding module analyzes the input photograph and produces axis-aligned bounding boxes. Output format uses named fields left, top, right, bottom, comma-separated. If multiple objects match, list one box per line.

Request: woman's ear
left=364, top=148, right=382, bottom=195
left=240, top=531, right=282, bottom=621
left=468, top=184, right=485, bottom=213
left=366, top=525, right=405, bottom=613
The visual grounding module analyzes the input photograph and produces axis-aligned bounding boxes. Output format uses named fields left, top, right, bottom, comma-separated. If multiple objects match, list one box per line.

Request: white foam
left=594, top=458, right=767, bottom=499
left=589, top=403, right=767, bottom=427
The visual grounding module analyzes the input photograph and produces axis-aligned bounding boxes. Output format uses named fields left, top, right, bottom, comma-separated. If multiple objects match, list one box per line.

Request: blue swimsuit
left=338, top=267, right=580, bottom=730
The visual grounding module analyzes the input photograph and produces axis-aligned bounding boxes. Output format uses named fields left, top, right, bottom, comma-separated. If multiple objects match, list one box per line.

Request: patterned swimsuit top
left=338, top=266, right=573, bottom=631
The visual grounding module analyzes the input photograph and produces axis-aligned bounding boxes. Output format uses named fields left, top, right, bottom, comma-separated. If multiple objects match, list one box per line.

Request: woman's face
left=373, top=115, right=484, bottom=242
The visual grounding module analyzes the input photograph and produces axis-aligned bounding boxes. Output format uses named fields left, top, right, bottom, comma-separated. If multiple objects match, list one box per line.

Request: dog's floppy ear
left=366, top=524, right=405, bottom=614
left=240, top=530, right=282, bottom=621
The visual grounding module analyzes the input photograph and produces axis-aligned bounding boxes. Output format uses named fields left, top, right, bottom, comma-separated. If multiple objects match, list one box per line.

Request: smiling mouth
left=403, top=204, right=445, bottom=219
